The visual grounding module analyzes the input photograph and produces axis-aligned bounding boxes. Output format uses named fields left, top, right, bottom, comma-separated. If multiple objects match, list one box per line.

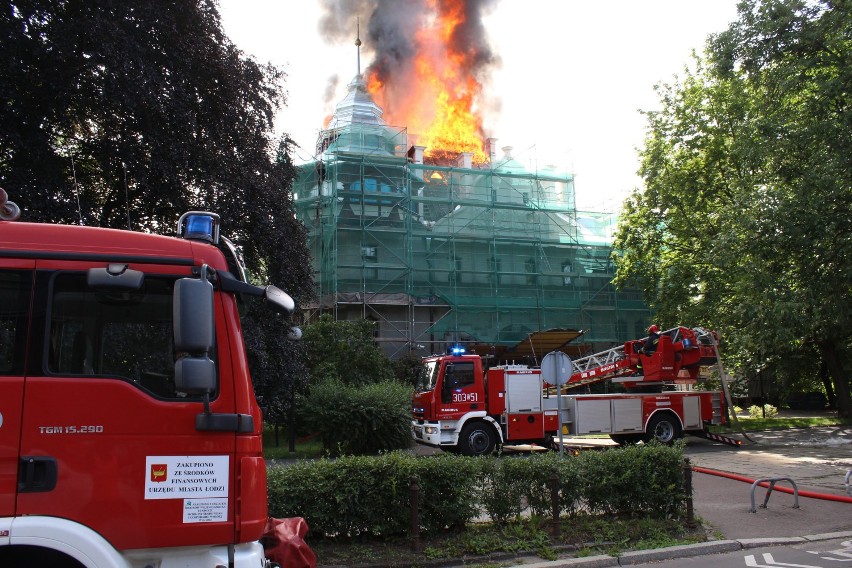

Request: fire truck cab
left=0, top=207, right=294, bottom=567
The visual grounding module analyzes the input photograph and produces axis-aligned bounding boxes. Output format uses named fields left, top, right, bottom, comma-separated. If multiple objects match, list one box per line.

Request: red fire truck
left=412, top=327, right=736, bottom=455
left=0, top=191, right=295, bottom=567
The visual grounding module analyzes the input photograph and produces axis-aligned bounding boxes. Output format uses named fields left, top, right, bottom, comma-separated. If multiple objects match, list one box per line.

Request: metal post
left=749, top=477, right=800, bottom=513
left=683, top=458, right=695, bottom=527
left=554, top=354, right=565, bottom=457
left=550, top=471, right=560, bottom=537
left=409, top=475, right=422, bottom=551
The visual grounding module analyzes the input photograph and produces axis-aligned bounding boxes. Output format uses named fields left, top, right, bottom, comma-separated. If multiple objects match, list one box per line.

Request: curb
left=502, top=531, right=852, bottom=567
left=617, top=540, right=741, bottom=565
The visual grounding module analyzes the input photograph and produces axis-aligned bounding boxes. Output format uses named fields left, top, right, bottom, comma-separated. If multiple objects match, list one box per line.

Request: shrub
left=748, top=404, right=778, bottom=418
left=302, top=379, right=413, bottom=455
left=267, top=444, right=688, bottom=538
left=578, top=442, right=685, bottom=517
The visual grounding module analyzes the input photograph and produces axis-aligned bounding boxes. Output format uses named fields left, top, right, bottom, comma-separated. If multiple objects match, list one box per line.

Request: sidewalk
left=686, top=424, right=852, bottom=539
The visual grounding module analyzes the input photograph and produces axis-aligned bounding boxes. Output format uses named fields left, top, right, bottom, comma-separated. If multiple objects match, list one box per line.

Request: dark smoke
left=318, top=0, right=501, bottom=116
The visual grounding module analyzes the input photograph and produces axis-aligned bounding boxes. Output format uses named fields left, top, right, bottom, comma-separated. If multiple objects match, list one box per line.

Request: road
left=643, top=537, right=852, bottom=567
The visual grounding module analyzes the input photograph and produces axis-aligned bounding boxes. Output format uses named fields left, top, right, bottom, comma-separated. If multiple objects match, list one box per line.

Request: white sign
left=144, top=455, right=229, bottom=500
left=183, top=498, right=229, bottom=523
left=541, top=351, right=573, bottom=386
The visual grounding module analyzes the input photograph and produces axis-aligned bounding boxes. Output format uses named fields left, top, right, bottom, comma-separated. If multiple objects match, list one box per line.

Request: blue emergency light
left=177, top=212, right=220, bottom=244
left=449, top=345, right=466, bottom=355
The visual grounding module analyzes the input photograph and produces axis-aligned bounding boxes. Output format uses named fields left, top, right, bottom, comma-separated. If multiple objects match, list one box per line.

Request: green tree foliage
left=298, top=316, right=412, bottom=454
left=301, top=380, right=413, bottom=456
left=0, top=1, right=314, bottom=416
left=302, top=314, right=395, bottom=385
left=614, top=0, right=851, bottom=416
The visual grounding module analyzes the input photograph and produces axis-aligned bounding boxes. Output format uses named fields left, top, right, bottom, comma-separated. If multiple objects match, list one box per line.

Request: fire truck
left=0, top=190, right=296, bottom=567
left=412, top=326, right=737, bottom=456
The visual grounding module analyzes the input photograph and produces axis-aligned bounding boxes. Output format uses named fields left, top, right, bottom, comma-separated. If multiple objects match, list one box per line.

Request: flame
left=366, top=0, right=488, bottom=164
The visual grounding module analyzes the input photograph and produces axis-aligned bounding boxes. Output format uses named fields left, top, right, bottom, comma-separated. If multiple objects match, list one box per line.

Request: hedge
left=267, top=443, right=688, bottom=538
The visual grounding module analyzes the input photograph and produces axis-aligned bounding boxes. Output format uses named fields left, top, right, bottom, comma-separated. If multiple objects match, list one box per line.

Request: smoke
left=317, top=0, right=501, bottom=130
left=322, top=74, right=340, bottom=106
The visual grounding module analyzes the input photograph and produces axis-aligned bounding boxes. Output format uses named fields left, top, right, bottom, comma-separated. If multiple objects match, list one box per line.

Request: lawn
left=713, top=413, right=849, bottom=433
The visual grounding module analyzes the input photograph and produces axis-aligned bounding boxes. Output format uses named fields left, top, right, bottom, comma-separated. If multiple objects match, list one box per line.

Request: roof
left=508, top=328, right=586, bottom=359
left=470, top=328, right=586, bottom=363
left=0, top=221, right=224, bottom=270
left=327, top=74, right=385, bottom=128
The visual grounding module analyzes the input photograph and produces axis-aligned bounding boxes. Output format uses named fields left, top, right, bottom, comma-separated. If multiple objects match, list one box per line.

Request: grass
left=262, top=426, right=325, bottom=460
left=306, top=515, right=705, bottom=567
left=709, top=414, right=849, bottom=433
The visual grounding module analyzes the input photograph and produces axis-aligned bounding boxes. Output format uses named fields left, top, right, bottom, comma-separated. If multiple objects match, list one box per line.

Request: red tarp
left=262, top=517, right=316, bottom=568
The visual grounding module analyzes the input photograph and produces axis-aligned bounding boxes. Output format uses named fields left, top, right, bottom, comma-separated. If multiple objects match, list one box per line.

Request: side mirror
left=173, top=277, right=214, bottom=353
left=265, top=285, right=295, bottom=314
left=175, top=356, right=216, bottom=394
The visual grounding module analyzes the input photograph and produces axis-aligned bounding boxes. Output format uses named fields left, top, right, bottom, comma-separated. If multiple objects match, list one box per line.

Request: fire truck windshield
left=416, top=360, right=439, bottom=392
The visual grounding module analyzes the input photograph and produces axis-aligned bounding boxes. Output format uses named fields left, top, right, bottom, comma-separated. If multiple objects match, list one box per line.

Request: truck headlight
left=424, top=426, right=438, bottom=435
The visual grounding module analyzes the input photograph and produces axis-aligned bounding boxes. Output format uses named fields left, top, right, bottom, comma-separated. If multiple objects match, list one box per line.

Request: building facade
left=292, top=74, right=650, bottom=360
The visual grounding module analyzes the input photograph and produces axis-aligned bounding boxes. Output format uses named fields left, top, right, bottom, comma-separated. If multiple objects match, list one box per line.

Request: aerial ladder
left=544, top=326, right=745, bottom=446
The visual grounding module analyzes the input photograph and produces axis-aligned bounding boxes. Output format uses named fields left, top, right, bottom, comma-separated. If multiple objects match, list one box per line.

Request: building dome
left=327, top=74, right=385, bottom=129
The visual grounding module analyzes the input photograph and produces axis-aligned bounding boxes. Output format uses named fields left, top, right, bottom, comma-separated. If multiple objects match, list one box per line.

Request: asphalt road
left=626, top=537, right=852, bottom=568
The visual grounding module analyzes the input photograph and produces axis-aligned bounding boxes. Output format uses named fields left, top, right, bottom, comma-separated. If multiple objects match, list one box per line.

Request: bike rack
left=750, top=477, right=799, bottom=513
left=845, top=470, right=851, bottom=497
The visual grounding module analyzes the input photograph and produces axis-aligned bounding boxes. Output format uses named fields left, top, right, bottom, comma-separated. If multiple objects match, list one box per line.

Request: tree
left=614, top=0, right=851, bottom=416
left=302, top=314, right=396, bottom=386
left=0, top=0, right=315, bottom=416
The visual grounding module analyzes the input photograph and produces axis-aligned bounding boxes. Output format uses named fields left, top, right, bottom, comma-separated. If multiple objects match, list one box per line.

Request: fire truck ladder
left=561, top=344, right=632, bottom=391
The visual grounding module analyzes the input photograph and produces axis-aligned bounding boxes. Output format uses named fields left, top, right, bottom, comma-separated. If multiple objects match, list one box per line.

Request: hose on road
left=692, top=465, right=852, bottom=504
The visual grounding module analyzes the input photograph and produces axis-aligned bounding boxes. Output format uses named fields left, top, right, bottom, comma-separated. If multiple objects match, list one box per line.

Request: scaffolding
left=293, top=122, right=650, bottom=359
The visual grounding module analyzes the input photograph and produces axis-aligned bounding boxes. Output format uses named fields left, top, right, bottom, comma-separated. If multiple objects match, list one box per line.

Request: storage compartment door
left=575, top=399, right=612, bottom=434
left=506, top=373, right=541, bottom=413
left=612, top=398, right=643, bottom=433
left=682, top=396, right=702, bottom=430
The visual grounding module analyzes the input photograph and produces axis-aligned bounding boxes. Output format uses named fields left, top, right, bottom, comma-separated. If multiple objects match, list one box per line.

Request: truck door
left=0, top=262, right=34, bottom=518
left=16, top=263, right=238, bottom=551
left=439, top=361, right=481, bottom=416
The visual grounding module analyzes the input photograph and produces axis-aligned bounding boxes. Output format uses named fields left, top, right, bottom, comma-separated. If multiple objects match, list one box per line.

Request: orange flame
left=367, top=0, right=488, bottom=164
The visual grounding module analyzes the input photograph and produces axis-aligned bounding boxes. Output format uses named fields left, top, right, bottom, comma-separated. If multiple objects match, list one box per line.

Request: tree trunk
left=819, top=362, right=836, bottom=410
left=819, top=340, right=850, bottom=418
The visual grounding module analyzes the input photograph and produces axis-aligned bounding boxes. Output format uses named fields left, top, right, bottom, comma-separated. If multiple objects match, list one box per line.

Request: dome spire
left=355, top=17, right=362, bottom=77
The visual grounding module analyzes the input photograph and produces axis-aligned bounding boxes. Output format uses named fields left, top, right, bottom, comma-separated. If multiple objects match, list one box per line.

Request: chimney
left=407, top=145, right=426, bottom=164
left=456, top=152, right=473, bottom=169
left=486, top=138, right=498, bottom=164
left=502, top=146, right=513, bottom=159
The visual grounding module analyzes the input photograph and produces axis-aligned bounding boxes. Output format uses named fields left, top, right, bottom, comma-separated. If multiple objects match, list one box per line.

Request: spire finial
left=355, top=17, right=362, bottom=76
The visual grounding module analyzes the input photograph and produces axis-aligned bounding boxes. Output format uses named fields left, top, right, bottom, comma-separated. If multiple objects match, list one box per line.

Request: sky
left=217, top=0, right=741, bottom=211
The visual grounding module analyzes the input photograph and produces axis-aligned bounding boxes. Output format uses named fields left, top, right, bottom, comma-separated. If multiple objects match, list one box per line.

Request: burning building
left=292, top=1, right=650, bottom=360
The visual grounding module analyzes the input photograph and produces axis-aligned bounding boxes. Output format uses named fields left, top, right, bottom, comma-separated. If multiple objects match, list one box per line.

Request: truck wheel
left=610, top=433, right=644, bottom=445
left=644, top=413, right=683, bottom=444
left=458, top=422, right=496, bottom=456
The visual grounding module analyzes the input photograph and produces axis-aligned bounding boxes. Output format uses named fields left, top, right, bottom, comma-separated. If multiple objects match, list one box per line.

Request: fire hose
left=0, top=188, right=21, bottom=221
left=692, top=465, right=852, bottom=504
